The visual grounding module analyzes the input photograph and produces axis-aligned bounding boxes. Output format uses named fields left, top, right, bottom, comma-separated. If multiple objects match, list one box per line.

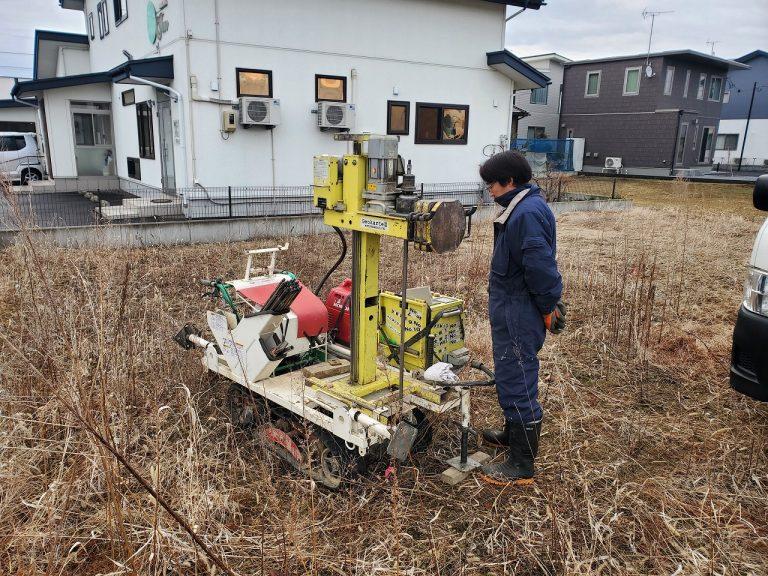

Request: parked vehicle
left=731, top=174, right=768, bottom=401
left=0, top=132, right=46, bottom=184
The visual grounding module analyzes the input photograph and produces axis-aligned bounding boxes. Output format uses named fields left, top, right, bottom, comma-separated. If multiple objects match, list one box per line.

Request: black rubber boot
left=481, top=421, right=511, bottom=447
left=480, top=420, right=541, bottom=486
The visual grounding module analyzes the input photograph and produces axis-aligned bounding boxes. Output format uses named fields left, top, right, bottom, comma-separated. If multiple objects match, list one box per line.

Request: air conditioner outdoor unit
left=317, top=101, right=355, bottom=131
left=239, top=97, right=281, bottom=127
left=604, top=157, right=622, bottom=169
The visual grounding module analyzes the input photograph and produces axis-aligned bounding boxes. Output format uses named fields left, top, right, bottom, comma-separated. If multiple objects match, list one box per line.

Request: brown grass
left=1, top=178, right=767, bottom=575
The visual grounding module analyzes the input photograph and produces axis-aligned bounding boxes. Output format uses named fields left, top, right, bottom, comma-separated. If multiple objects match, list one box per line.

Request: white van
left=731, top=174, right=768, bottom=401
left=0, top=132, right=47, bottom=184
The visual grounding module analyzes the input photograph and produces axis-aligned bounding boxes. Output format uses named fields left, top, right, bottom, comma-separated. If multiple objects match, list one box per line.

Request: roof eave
left=487, top=50, right=551, bottom=89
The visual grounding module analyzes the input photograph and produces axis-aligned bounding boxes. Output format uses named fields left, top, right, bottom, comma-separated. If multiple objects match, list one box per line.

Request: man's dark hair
left=479, top=150, right=532, bottom=186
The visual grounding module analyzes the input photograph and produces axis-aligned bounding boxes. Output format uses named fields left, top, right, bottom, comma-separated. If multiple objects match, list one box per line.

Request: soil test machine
left=176, top=134, right=493, bottom=487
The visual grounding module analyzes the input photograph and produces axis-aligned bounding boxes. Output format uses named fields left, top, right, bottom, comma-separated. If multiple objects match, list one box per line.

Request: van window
left=0, top=136, right=26, bottom=151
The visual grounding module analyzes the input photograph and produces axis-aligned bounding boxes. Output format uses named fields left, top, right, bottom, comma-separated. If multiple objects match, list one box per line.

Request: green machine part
left=378, top=290, right=467, bottom=372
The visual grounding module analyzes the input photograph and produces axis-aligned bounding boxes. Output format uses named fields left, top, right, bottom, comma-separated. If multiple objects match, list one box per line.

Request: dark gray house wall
left=559, top=53, right=733, bottom=169
left=722, top=51, right=768, bottom=120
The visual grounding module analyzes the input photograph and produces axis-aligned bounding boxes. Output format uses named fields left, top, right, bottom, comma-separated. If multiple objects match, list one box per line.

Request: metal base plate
left=446, top=455, right=484, bottom=472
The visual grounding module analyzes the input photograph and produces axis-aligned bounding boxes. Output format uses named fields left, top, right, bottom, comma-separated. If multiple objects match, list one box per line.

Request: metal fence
left=0, top=176, right=619, bottom=232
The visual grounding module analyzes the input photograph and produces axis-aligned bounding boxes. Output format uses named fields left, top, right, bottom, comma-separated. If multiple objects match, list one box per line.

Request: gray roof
left=563, top=50, right=749, bottom=70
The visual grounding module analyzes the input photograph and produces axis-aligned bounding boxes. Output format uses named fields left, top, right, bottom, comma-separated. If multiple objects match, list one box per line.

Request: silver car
left=0, top=132, right=47, bottom=184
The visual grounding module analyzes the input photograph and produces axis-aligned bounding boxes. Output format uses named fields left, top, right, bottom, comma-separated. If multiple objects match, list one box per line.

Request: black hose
left=313, top=226, right=347, bottom=296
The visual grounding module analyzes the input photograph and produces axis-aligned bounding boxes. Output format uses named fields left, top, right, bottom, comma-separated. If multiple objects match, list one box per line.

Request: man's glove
left=543, top=301, right=567, bottom=334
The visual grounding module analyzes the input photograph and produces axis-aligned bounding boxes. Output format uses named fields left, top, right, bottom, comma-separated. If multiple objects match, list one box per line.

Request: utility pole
left=737, top=81, right=757, bottom=172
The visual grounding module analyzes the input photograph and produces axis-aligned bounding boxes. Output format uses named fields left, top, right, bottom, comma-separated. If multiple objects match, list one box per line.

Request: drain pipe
left=12, top=94, right=50, bottom=178
left=128, top=75, right=189, bottom=188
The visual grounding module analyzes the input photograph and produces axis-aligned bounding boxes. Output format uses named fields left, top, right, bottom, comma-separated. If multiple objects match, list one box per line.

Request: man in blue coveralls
left=478, top=151, right=566, bottom=486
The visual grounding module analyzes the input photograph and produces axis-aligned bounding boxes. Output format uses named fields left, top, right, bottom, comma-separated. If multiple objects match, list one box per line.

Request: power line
left=0, top=51, right=33, bottom=56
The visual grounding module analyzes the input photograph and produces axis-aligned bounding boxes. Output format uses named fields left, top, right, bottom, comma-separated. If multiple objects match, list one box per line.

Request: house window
left=697, top=73, right=707, bottom=100
left=585, top=71, right=601, bottom=97
left=683, top=70, right=691, bottom=98
left=415, top=103, right=469, bottom=144
left=97, top=0, right=109, bottom=39
left=72, top=102, right=112, bottom=146
left=708, top=76, right=723, bottom=101
left=387, top=101, right=409, bottom=135
left=136, top=101, right=155, bottom=159
left=676, top=123, right=688, bottom=164
left=715, top=133, right=739, bottom=151
left=113, top=0, right=127, bottom=26
left=315, top=74, right=346, bottom=102
left=530, top=86, right=548, bottom=105
left=623, top=67, right=641, bottom=96
left=88, top=13, right=95, bottom=40
left=236, top=68, right=272, bottom=98
left=127, top=157, right=141, bottom=180
left=121, top=89, right=135, bottom=106
left=526, top=126, right=546, bottom=139
left=664, top=66, right=675, bottom=95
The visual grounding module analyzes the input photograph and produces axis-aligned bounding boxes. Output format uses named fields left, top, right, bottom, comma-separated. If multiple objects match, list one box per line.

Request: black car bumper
left=730, top=306, right=768, bottom=402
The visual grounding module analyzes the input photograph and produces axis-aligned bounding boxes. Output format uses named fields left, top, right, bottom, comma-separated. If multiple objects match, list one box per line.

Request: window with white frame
left=715, top=133, right=738, bottom=151
left=623, top=67, right=641, bottom=95
left=97, top=0, right=109, bottom=38
left=585, top=71, right=601, bottom=97
left=664, top=66, right=675, bottom=95
left=683, top=70, right=691, bottom=98
left=530, top=86, right=548, bottom=105
left=113, top=0, right=127, bottom=26
left=708, top=76, right=723, bottom=101
left=697, top=73, right=707, bottom=100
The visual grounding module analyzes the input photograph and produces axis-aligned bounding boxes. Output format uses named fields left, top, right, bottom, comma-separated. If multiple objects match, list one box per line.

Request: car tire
left=20, top=168, right=41, bottom=185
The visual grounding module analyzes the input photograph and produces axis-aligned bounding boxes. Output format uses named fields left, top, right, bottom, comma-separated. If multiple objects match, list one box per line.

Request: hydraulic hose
left=313, top=226, right=347, bottom=296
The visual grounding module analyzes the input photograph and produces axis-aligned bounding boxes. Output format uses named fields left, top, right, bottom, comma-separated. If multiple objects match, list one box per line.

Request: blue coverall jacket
left=489, top=183, right=562, bottom=424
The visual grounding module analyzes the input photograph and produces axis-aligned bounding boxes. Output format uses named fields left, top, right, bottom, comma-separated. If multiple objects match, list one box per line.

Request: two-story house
left=514, top=53, right=571, bottom=140
left=11, top=0, right=549, bottom=190
left=558, top=50, right=748, bottom=173
left=713, top=50, right=768, bottom=170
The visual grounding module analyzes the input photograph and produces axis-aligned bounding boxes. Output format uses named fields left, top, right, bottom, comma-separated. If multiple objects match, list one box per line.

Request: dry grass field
left=0, top=178, right=766, bottom=575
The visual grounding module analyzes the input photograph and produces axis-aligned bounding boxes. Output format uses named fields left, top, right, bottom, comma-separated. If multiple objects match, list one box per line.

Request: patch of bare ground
left=0, top=179, right=767, bottom=575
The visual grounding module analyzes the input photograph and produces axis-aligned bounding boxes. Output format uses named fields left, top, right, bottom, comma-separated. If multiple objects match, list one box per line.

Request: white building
left=13, top=0, right=549, bottom=191
left=513, top=53, right=571, bottom=141
left=0, top=77, right=37, bottom=133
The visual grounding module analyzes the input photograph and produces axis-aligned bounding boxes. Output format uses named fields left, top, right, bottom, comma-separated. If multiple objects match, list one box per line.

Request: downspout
left=181, top=0, right=198, bottom=183
left=12, top=93, right=50, bottom=178
left=128, top=75, right=189, bottom=188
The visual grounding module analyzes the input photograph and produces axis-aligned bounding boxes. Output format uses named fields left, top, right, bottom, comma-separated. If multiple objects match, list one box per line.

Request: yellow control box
left=379, top=289, right=468, bottom=372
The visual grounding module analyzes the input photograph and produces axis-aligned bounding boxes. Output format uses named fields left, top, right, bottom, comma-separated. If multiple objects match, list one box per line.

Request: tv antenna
left=642, top=8, right=674, bottom=77
left=705, top=39, right=720, bottom=55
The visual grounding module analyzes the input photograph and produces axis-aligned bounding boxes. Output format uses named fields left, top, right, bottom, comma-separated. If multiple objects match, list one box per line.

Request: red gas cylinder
left=326, top=278, right=352, bottom=345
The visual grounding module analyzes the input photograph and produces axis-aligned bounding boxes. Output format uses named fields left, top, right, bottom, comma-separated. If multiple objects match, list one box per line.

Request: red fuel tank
left=325, top=278, right=352, bottom=345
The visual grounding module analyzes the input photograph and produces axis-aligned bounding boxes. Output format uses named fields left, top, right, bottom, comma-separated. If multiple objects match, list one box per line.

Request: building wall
left=74, top=0, right=513, bottom=188
left=713, top=118, right=768, bottom=167
left=55, top=47, right=91, bottom=77
left=516, top=56, right=564, bottom=139
left=560, top=55, right=729, bottom=168
left=0, top=107, right=37, bottom=132
left=721, top=55, right=768, bottom=120
left=42, top=83, right=111, bottom=177
left=111, top=83, right=161, bottom=185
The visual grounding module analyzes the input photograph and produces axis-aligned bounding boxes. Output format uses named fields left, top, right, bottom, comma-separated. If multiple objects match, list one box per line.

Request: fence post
left=557, top=179, right=562, bottom=202
left=611, top=177, right=617, bottom=199
left=228, top=186, right=233, bottom=218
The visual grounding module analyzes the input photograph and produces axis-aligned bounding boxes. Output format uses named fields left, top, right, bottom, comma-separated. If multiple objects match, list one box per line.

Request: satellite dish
left=645, top=64, right=654, bottom=78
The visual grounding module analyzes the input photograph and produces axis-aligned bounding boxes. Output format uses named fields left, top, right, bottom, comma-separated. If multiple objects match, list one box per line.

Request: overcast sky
left=0, top=0, right=765, bottom=79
